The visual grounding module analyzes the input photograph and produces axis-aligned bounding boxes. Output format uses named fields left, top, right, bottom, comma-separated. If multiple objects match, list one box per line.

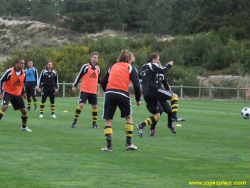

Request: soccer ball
left=241, top=107, right=250, bottom=119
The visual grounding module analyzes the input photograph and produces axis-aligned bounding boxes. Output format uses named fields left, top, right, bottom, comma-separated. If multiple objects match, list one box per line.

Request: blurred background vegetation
left=0, top=0, right=249, bottom=84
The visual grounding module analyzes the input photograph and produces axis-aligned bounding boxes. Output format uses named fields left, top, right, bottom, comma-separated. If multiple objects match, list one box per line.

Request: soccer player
left=0, top=58, right=32, bottom=132
left=71, top=52, right=101, bottom=128
left=100, top=50, right=141, bottom=151
left=137, top=53, right=185, bottom=138
left=25, top=61, right=39, bottom=111
left=38, top=61, right=59, bottom=118
left=147, top=61, right=177, bottom=136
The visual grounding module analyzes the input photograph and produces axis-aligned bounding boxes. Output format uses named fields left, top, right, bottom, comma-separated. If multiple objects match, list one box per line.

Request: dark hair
left=117, top=50, right=135, bottom=63
left=15, top=58, right=24, bottom=64
left=46, top=60, right=53, bottom=70
left=147, top=53, right=158, bottom=62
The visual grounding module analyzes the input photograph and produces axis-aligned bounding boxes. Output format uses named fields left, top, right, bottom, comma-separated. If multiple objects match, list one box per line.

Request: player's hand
left=0, top=94, right=3, bottom=100
left=72, top=87, right=76, bottom=93
left=55, top=89, right=58, bottom=93
left=136, top=101, right=141, bottom=106
left=23, top=94, right=27, bottom=99
left=38, top=88, right=41, bottom=92
left=168, top=61, right=174, bottom=66
left=35, top=86, right=38, bottom=90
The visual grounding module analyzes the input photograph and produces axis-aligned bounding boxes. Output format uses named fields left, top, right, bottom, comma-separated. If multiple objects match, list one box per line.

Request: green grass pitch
left=0, top=98, right=249, bottom=188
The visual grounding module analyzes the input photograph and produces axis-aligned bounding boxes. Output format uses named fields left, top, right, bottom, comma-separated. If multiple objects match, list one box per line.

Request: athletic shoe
left=168, top=125, right=177, bottom=134
left=39, top=114, right=43, bottom=118
left=137, top=123, right=143, bottom=138
left=51, top=114, right=57, bottom=118
left=71, top=121, right=76, bottom=128
left=171, top=116, right=186, bottom=122
left=92, top=122, right=99, bottom=128
left=148, top=129, right=156, bottom=136
left=101, top=146, right=112, bottom=151
left=22, top=127, right=32, bottom=132
left=125, top=143, right=137, bottom=150
left=34, top=107, right=37, bottom=111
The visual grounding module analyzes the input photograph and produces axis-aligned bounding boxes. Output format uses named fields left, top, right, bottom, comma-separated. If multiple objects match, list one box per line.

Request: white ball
left=241, top=107, right=250, bottom=119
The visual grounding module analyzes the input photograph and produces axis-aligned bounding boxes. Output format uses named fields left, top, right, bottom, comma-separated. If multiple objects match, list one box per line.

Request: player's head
left=27, top=61, right=33, bottom=68
left=90, top=52, right=99, bottom=64
left=117, top=50, right=135, bottom=64
left=15, top=58, right=25, bottom=71
left=46, top=60, right=53, bottom=70
left=148, top=53, right=159, bottom=64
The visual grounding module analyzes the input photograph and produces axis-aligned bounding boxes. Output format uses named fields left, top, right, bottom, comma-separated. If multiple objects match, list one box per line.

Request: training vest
left=80, top=64, right=99, bottom=94
left=3, top=68, right=25, bottom=96
left=107, top=62, right=130, bottom=92
left=25, top=67, right=36, bottom=82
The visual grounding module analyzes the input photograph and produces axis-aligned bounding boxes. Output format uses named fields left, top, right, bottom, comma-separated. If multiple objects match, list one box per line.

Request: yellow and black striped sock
left=27, top=98, right=31, bottom=109
left=34, top=98, right=37, bottom=107
left=125, top=123, right=133, bottom=144
left=141, top=115, right=158, bottom=128
left=104, top=126, right=113, bottom=147
left=51, top=104, right=55, bottom=115
left=0, top=110, right=5, bottom=120
left=74, top=106, right=83, bottom=122
left=21, top=114, right=28, bottom=128
left=92, top=109, right=98, bottom=125
left=40, top=103, right=45, bottom=114
left=171, top=97, right=179, bottom=118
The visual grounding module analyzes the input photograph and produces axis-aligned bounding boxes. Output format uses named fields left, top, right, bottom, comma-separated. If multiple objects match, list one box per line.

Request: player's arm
left=151, top=62, right=172, bottom=74
left=34, top=68, right=39, bottom=87
left=37, top=70, right=44, bottom=92
left=98, top=66, right=102, bottom=84
left=0, top=69, right=11, bottom=94
left=72, top=64, right=88, bottom=88
left=54, top=71, right=59, bottom=90
left=130, top=66, right=141, bottom=103
left=161, top=75, right=171, bottom=91
left=101, top=65, right=114, bottom=92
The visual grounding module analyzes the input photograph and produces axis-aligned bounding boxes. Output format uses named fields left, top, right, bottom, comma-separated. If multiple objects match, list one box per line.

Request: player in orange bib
left=100, top=50, right=141, bottom=151
left=0, top=59, right=32, bottom=132
left=71, top=52, right=101, bottom=128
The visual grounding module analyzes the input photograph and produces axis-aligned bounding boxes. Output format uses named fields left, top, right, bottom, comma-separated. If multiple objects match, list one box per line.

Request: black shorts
left=1, top=91, right=26, bottom=110
left=144, top=89, right=173, bottom=114
left=103, top=92, right=131, bottom=119
left=78, top=92, right=97, bottom=105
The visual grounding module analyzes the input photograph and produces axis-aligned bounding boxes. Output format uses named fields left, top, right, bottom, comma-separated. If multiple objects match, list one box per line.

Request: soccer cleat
left=125, top=143, right=137, bottom=150
left=101, top=146, right=112, bottom=151
left=39, top=114, right=43, bottom=118
left=148, top=129, right=156, bottom=136
left=171, top=116, right=186, bottom=122
left=34, top=107, right=37, bottom=111
left=168, top=125, right=177, bottom=134
left=22, top=127, right=32, bottom=132
left=92, top=122, right=99, bottom=128
left=137, top=123, right=143, bottom=138
left=26, top=107, right=31, bottom=111
left=71, top=121, right=77, bottom=128
left=51, top=114, right=57, bottom=118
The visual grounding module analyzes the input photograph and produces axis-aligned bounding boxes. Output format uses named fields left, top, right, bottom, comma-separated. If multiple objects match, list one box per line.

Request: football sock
left=21, top=114, right=28, bottom=128
left=150, top=112, right=162, bottom=130
left=125, top=123, right=133, bottom=145
left=171, top=97, right=179, bottom=118
left=40, top=103, right=45, bottom=114
left=141, top=115, right=158, bottom=128
left=27, top=98, right=31, bottom=108
left=51, top=104, right=55, bottom=115
left=92, top=108, right=98, bottom=124
left=34, top=98, right=37, bottom=107
left=104, top=126, right=113, bottom=147
left=0, top=110, right=5, bottom=120
left=73, top=106, right=83, bottom=122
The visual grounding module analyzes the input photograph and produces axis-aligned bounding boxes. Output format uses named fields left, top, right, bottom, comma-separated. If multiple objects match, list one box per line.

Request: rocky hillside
left=0, top=17, right=85, bottom=61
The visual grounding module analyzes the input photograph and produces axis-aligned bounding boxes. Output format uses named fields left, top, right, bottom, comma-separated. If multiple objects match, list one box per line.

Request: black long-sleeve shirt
left=139, top=62, right=172, bottom=96
left=156, top=73, right=171, bottom=91
left=38, top=69, right=59, bottom=89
